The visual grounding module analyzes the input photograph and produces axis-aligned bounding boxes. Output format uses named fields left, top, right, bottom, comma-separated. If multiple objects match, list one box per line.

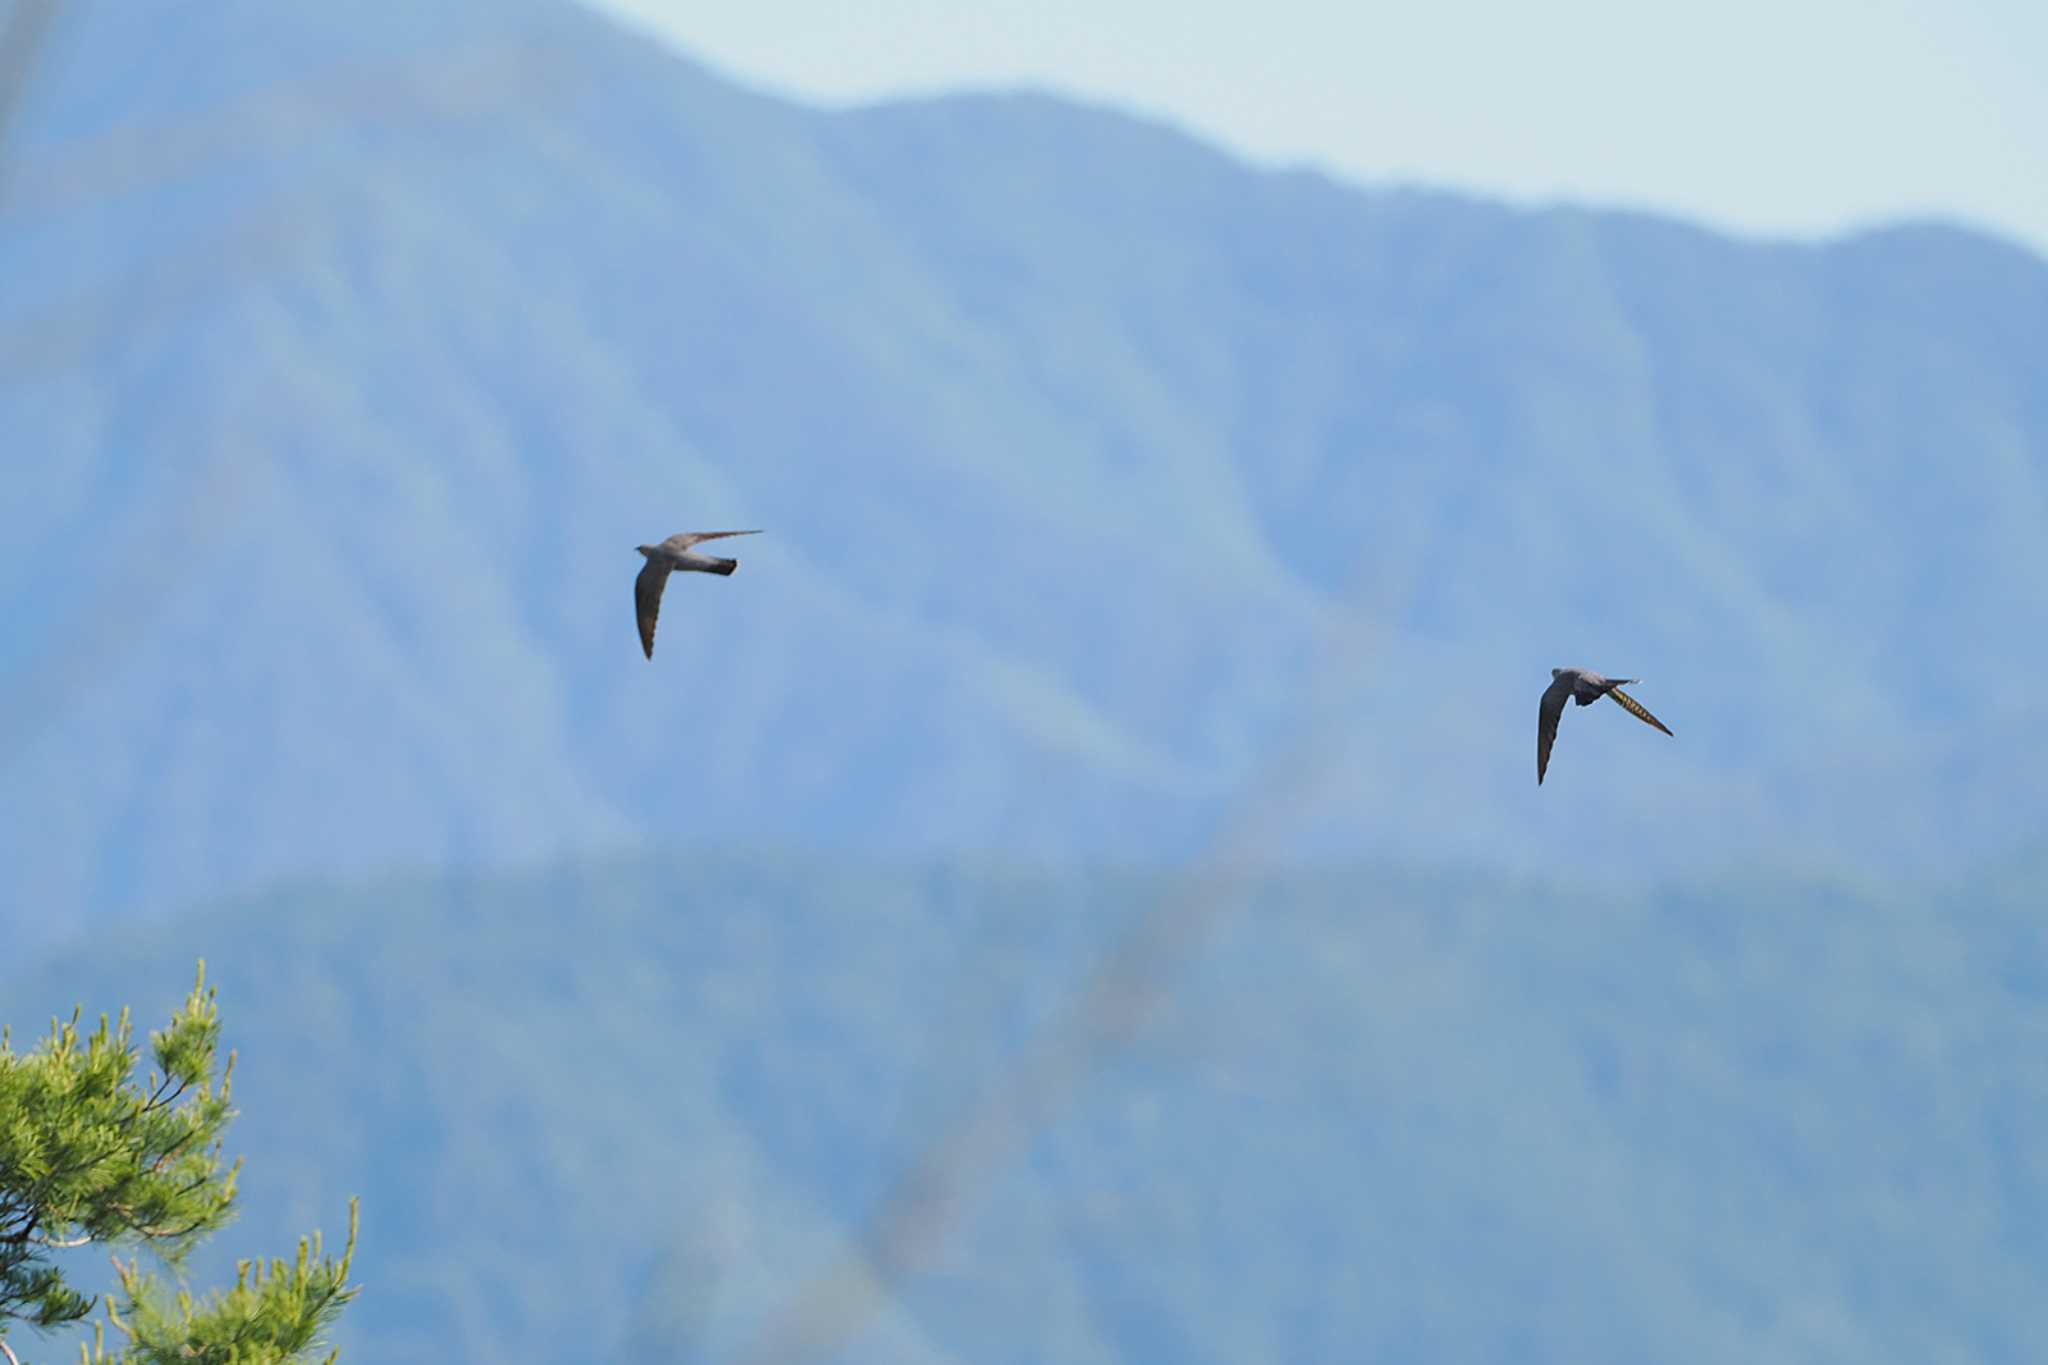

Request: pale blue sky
left=589, top=0, right=2047, bottom=255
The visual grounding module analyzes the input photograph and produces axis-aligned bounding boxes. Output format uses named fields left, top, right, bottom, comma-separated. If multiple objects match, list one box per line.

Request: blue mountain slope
left=6, top=853, right=2045, bottom=1363
left=3, top=0, right=2046, bottom=935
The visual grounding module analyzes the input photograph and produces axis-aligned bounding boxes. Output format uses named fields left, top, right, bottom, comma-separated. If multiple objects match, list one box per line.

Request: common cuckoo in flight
left=1537, top=667, right=1672, bottom=785
left=633, top=530, right=760, bottom=660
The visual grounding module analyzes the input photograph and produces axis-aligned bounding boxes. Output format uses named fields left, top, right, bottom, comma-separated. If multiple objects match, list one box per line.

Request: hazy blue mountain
left=7, top=851, right=2045, bottom=1363
left=5, top=0, right=2048, bottom=937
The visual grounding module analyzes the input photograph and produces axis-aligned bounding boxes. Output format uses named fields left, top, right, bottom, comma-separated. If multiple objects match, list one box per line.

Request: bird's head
left=1551, top=668, right=1563, bottom=679
left=634, top=544, right=655, bottom=558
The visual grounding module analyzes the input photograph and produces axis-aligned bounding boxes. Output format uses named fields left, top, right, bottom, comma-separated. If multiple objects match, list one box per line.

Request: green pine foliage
left=0, top=965, right=357, bottom=1365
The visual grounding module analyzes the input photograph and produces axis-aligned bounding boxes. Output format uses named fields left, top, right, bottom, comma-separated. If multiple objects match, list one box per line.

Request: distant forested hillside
left=4, top=0, right=2047, bottom=938
left=8, top=850, right=2045, bottom=1363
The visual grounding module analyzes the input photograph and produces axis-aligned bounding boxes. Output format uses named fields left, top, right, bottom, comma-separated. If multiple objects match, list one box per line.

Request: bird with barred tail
left=633, top=530, right=761, bottom=660
left=1536, top=667, right=1672, bottom=785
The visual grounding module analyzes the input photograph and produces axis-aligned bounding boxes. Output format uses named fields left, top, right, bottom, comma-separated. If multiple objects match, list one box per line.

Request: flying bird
left=1537, top=667, right=1672, bottom=785
left=633, top=530, right=761, bottom=659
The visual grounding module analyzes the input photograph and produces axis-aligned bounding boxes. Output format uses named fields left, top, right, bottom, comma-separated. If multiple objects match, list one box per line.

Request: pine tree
left=0, top=963, right=358, bottom=1365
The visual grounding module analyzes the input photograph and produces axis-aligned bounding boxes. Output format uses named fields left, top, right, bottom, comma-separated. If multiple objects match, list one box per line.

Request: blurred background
left=3, top=0, right=2046, bottom=1360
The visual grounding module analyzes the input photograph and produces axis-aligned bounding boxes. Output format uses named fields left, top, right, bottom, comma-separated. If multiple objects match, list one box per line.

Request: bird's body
left=634, top=530, right=760, bottom=659
left=1537, top=666, right=1672, bottom=784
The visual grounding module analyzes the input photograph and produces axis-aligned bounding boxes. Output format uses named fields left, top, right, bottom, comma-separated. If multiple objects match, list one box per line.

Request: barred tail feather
left=1607, top=687, right=1673, bottom=736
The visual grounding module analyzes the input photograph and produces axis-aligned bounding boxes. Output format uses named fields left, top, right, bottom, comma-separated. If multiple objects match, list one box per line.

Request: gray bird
left=634, top=530, right=761, bottom=659
left=1537, top=667, right=1672, bottom=785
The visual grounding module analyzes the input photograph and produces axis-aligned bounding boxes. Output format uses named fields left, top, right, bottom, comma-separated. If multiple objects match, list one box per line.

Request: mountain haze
left=4, top=0, right=2048, bottom=934
left=7, top=851, right=2046, bottom=1363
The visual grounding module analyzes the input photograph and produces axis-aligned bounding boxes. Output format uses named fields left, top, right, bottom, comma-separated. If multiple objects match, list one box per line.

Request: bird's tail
left=1607, top=686, right=1673, bottom=736
left=709, top=557, right=738, bottom=576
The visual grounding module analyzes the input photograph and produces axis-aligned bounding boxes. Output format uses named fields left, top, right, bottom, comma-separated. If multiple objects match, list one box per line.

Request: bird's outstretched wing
left=1606, top=686, right=1673, bottom=736
left=1537, top=674, right=1571, bottom=784
left=665, top=529, right=762, bottom=552
left=635, top=559, right=670, bottom=660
